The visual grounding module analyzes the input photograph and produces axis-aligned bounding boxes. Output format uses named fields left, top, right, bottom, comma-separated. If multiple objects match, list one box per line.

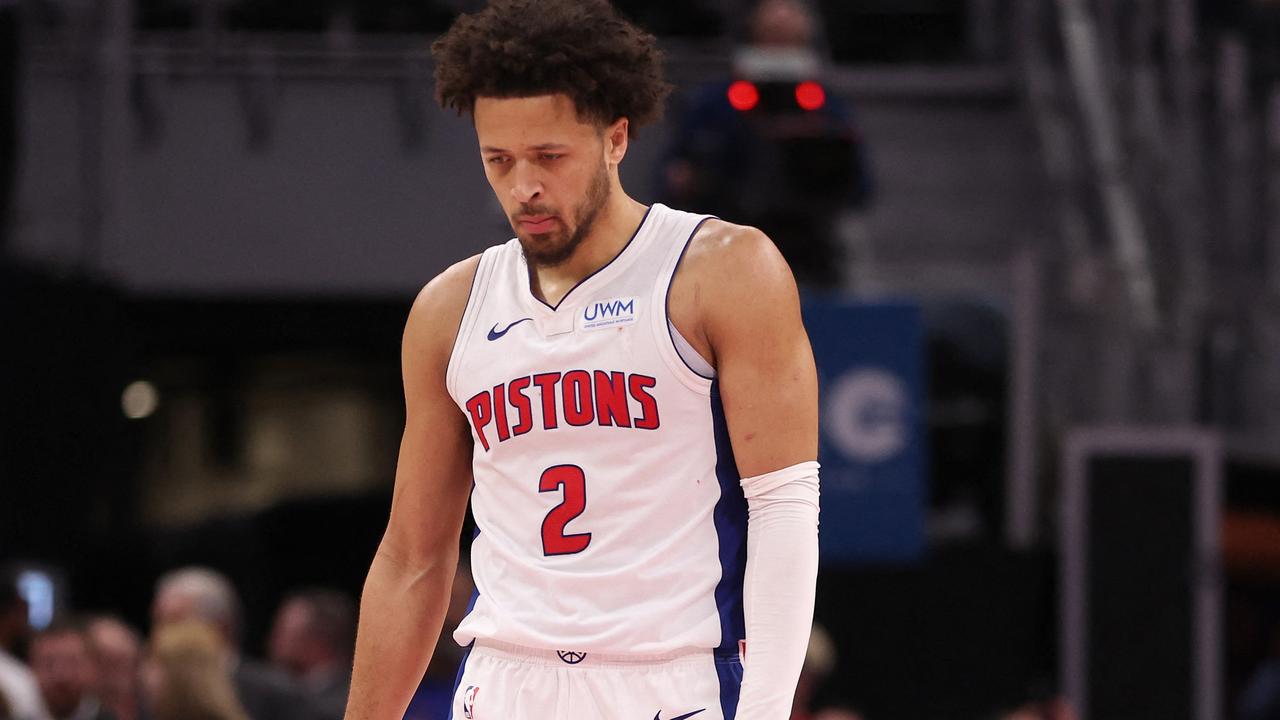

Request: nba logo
left=463, top=685, right=479, bottom=719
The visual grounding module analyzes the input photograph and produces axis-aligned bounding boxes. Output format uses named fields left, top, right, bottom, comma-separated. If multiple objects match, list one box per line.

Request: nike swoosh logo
left=654, top=710, right=705, bottom=720
left=487, top=317, right=533, bottom=341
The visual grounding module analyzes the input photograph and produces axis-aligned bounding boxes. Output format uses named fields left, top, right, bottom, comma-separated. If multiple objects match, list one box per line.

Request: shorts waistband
left=470, top=639, right=710, bottom=667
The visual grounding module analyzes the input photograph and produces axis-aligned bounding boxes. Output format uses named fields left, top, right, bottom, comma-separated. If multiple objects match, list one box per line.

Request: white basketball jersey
left=446, top=203, right=748, bottom=656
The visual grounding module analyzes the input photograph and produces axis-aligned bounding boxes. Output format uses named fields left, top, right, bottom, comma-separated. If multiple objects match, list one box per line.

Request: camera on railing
left=727, top=47, right=828, bottom=114
left=725, top=46, right=866, bottom=206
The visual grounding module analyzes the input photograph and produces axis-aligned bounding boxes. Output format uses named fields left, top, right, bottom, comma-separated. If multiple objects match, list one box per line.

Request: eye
left=539, top=153, right=564, bottom=161
left=486, top=155, right=510, bottom=166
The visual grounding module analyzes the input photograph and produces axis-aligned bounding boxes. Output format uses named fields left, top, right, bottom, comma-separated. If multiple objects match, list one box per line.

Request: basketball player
left=344, top=1, right=820, bottom=718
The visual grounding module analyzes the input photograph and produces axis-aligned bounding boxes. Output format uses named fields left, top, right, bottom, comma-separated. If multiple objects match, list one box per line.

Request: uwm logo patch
left=580, top=296, right=637, bottom=331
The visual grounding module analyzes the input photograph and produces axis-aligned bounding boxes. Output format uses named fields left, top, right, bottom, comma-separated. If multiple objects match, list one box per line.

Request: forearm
left=736, top=462, right=821, bottom=720
left=344, top=545, right=458, bottom=720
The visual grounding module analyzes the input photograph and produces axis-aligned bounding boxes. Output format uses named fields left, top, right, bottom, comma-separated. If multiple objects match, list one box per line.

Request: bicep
left=382, top=383, right=473, bottom=562
left=706, top=233, right=819, bottom=478
left=379, top=268, right=477, bottom=564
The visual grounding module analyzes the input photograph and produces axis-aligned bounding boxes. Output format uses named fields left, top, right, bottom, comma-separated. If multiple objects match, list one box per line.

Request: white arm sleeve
left=735, top=460, right=821, bottom=720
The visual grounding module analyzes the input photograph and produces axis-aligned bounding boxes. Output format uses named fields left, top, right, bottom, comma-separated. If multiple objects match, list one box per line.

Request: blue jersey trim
left=445, top=521, right=481, bottom=720
left=664, top=216, right=717, bottom=380
left=715, top=654, right=744, bottom=720
left=709, top=380, right=747, bottom=657
left=526, top=205, right=654, bottom=312
left=442, top=637, right=474, bottom=720
left=446, top=254, right=485, bottom=400
left=453, top=255, right=483, bottom=348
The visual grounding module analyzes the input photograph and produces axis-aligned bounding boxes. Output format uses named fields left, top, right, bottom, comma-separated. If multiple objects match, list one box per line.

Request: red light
left=727, top=81, right=760, bottom=112
left=795, top=81, right=826, bottom=111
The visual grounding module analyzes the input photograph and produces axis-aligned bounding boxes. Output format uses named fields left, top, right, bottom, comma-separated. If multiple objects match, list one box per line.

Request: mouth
left=518, top=215, right=559, bottom=234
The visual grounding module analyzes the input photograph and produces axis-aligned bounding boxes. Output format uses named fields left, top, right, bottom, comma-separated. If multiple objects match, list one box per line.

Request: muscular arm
left=344, top=257, right=479, bottom=720
left=680, top=222, right=818, bottom=473
left=672, top=221, right=820, bottom=720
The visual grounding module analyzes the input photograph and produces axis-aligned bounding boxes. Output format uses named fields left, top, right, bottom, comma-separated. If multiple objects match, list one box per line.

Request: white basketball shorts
left=447, top=640, right=744, bottom=720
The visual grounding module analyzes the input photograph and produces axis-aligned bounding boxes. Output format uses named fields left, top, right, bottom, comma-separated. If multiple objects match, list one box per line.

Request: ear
left=605, top=117, right=630, bottom=166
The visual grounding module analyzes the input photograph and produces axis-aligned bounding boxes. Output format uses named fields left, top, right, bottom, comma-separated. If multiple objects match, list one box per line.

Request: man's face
left=751, top=0, right=815, bottom=48
left=31, top=631, right=97, bottom=717
left=152, top=588, right=235, bottom=650
left=268, top=599, right=316, bottom=677
left=87, top=619, right=140, bottom=704
left=474, top=94, right=617, bottom=268
left=151, top=588, right=196, bottom=630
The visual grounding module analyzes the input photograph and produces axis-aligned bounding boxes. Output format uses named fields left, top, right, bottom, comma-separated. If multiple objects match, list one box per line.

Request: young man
left=29, top=621, right=112, bottom=720
left=268, top=589, right=357, bottom=720
left=345, top=1, right=820, bottom=718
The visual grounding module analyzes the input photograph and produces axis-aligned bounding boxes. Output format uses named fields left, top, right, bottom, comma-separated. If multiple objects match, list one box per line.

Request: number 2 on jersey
left=539, top=465, right=592, bottom=556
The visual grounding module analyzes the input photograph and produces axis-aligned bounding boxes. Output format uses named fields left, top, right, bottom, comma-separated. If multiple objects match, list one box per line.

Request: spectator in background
left=0, top=573, right=49, bottom=720
left=267, top=589, right=355, bottom=720
left=28, top=621, right=112, bottom=720
left=151, top=567, right=312, bottom=720
left=750, top=0, right=820, bottom=47
left=84, top=618, right=141, bottom=720
left=143, top=621, right=247, bottom=720
left=661, top=0, right=873, bottom=290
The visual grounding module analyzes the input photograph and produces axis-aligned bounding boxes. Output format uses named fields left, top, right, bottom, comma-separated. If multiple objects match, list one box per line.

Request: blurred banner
left=805, top=299, right=925, bottom=564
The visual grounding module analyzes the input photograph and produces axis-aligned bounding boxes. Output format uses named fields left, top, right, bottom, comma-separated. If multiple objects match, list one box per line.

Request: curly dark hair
left=431, top=0, right=672, bottom=135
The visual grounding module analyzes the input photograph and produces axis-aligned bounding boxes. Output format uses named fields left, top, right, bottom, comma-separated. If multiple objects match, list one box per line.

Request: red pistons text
left=465, top=371, right=660, bottom=451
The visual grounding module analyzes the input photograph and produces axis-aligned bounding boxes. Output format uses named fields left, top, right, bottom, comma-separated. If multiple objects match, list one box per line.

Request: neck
left=530, top=192, right=648, bottom=307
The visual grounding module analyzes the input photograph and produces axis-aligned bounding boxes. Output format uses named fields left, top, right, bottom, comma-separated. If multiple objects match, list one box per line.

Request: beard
left=513, top=159, right=612, bottom=268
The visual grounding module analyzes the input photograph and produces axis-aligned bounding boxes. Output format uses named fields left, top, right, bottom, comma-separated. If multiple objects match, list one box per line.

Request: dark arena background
left=4, top=0, right=1280, bottom=719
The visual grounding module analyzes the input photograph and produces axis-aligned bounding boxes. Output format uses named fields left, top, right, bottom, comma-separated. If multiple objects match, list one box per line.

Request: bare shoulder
left=670, top=219, right=802, bottom=365
left=680, top=218, right=793, bottom=289
left=404, top=254, right=483, bottom=364
left=679, top=219, right=800, bottom=322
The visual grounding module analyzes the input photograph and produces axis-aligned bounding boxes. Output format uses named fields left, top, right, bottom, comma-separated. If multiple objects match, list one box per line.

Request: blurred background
left=2, top=0, right=1280, bottom=718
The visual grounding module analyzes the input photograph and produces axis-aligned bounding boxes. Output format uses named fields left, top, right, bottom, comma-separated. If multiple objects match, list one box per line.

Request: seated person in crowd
left=84, top=618, right=140, bottom=720
left=28, top=620, right=111, bottom=720
left=151, top=567, right=315, bottom=720
left=143, top=621, right=247, bottom=720
left=268, top=589, right=356, bottom=720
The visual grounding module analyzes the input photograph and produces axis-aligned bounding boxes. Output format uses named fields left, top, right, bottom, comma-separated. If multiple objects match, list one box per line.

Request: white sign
left=825, top=368, right=910, bottom=463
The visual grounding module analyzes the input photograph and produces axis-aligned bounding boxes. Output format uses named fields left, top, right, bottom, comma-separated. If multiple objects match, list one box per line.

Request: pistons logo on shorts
left=556, top=650, right=587, bottom=665
left=463, top=685, right=479, bottom=719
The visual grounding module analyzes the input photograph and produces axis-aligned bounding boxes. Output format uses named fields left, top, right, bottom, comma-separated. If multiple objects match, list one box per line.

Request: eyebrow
left=481, top=143, right=570, bottom=153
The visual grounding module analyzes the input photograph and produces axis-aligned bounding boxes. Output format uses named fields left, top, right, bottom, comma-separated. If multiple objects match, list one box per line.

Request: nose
left=510, top=161, right=543, bottom=204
